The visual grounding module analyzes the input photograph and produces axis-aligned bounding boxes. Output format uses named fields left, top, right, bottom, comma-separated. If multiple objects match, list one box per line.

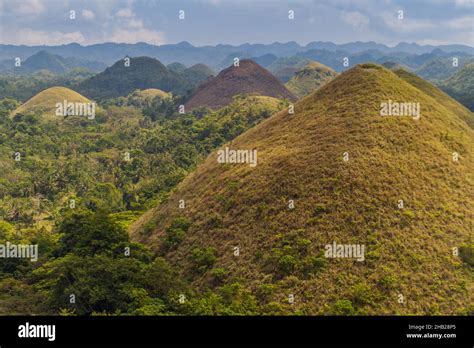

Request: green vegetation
left=0, top=87, right=285, bottom=315
left=438, top=63, right=474, bottom=111
left=77, top=57, right=190, bottom=100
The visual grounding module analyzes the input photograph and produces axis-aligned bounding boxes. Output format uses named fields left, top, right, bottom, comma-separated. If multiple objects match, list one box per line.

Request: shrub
left=332, top=299, right=356, bottom=315
left=351, top=283, right=373, bottom=305
left=163, top=217, right=191, bottom=251
left=210, top=268, right=227, bottom=283
left=278, top=255, right=298, bottom=275
left=190, top=247, right=217, bottom=273
left=459, top=244, right=474, bottom=267
left=302, top=254, right=327, bottom=275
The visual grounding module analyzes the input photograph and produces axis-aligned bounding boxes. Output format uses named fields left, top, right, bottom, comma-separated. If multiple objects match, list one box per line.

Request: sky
left=0, top=0, right=473, bottom=47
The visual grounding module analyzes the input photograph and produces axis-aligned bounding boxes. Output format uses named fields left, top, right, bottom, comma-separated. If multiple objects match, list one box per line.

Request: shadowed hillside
left=132, top=64, right=473, bottom=315
left=438, top=63, right=474, bottom=112
left=78, top=57, right=189, bottom=100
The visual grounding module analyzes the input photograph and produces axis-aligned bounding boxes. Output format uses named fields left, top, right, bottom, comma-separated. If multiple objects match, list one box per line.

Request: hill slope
left=393, top=68, right=474, bottom=128
left=77, top=57, right=188, bottom=100
left=12, top=86, right=93, bottom=120
left=285, top=62, right=337, bottom=98
left=184, top=59, right=296, bottom=110
left=132, top=64, right=473, bottom=315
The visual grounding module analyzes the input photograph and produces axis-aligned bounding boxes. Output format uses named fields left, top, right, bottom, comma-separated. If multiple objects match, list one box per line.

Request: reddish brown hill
left=184, top=59, right=297, bottom=110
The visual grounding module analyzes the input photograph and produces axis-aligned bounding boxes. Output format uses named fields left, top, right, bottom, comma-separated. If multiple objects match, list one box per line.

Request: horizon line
left=1, top=40, right=473, bottom=49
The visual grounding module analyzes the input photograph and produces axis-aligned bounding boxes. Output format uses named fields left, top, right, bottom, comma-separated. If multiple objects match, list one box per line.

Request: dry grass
left=11, top=86, right=93, bottom=120
left=131, top=64, right=473, bottom=315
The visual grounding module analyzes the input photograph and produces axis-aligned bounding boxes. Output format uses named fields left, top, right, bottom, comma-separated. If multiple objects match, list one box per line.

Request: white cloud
left=13, top=0, right=44, bottom=14
left=116, top=8, right=134, bottom=18
left=126, top=18, right=144, bottom=29
left=82, top=9, right=95, bottom=20
left=445, top=16, right=474, bottom=29
left=341, top=11, right=370, bottom=30
left=1, top=28, right=86, bottom=45
left=382, top=12, right=436, bottom=32
left=455, top=0, right=474, bottom=8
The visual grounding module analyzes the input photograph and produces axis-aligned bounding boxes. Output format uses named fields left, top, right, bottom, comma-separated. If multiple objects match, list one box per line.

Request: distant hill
left=77, top=57, right=189, bottom=100
left=267, top=57, right=313, bottom=82
left=182, top=64, right=215, bottom=86
left=382, top=61, right=406, bottom=70
left=251, top=53, right=278, bottom=67
left=167, top=62, right=187, bottom=73
left=438, top=63, right=474, bottom=112
left=132, top=64, right=473, bottom=315
left=0, top=51, right=106, bottom=75
left=184, top=59, right=296, bottom=110
left=285, top=62, right=337, bottom=98
left=0, top=42, right=472, bottom=71
left=415, top=57, right=474, bottom=81
left=12, top=86, right=93, bottom=120
left=131, top=88, right=170, bottom=99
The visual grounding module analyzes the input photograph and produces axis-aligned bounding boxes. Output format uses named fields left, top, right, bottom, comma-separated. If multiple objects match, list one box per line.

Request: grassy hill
left=11, top=86, right=93, bottom=120
left=184, top=59, right=296, bottom=110
left=438, top=63, right=474, bottom=112
left=131, top=64, right=474, bottom=315
left=130, top=88, right=170, bottom=99
left=285, top=62, right=337, bottom=98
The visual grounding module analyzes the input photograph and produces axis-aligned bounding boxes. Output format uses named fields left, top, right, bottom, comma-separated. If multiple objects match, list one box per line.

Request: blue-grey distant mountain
left=0, top=41, right=472, bottom=72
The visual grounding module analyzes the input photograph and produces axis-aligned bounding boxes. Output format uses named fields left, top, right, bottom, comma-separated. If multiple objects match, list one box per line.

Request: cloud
left=12, top=0, right=44, bottom=14
left=341, top=11, right=370, bottom=30
left=116, top=8, right=134, bottom=18
left=455, top=0, right=474, bottom=8
left=82, top=9, right=95, bottom=20
left=445, top=16, right=474, bottom=29
left=382, top=12, right=437, bottom=33
left=1, top=28, right=86, bottom=45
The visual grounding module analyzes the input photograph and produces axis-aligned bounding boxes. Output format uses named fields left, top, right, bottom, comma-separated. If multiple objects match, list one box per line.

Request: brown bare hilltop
left=184, top=59, right=297, bottom=110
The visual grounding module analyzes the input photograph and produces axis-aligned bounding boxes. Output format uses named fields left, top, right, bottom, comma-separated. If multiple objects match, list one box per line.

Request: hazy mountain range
left=1, top=41, right=473, bottom=72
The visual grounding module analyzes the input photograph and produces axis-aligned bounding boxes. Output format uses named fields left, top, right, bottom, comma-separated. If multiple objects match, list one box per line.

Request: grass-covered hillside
left=185, top=59, right=296, bottom=110
left=11, top=87, right=93, bottom=120
left=393, top=68, right=474, bottom=128
left=132, top=64, right=474, bottom=315
left=285, top=62, right=337, bottom=98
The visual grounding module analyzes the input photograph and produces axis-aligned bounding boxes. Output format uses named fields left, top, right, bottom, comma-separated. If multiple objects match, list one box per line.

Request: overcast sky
left=0, top=0, right=473, bottom=47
